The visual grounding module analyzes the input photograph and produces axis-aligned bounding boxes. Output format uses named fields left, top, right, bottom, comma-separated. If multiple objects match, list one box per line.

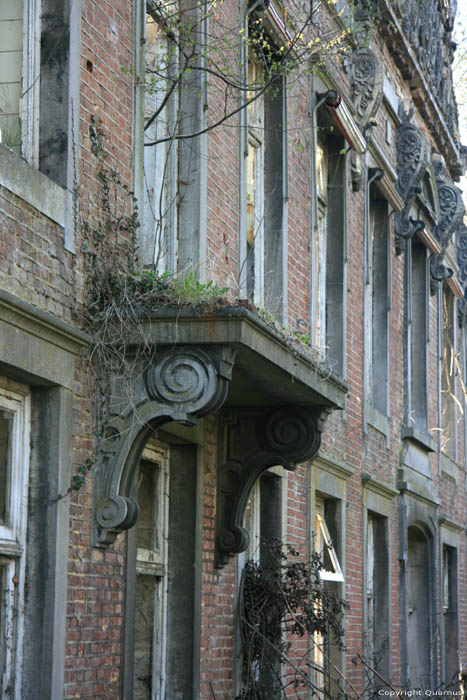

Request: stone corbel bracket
left=94, top=345, right=236, bottom=547
left=394, top=106, right=429, bottom=246
left=216, top=406, right=329, bottom=568
left=429, top=162, right=465, bottom=293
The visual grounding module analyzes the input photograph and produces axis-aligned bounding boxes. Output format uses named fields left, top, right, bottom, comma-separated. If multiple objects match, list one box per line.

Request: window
left=441, top=545, right=459, bottom=687
left=0, top=384, right=30, bottom=700
left=238, top=468, right=286, bottom=696
left=313, top=114, right=346, bottom=373
left=246, top=60, right=265, bottom=305
left=407, top=525, right=433, bottom=689
left=126, top=441, right=198, bottom=700
left=139, top=5, right=178, bottom=270
left=368, top=187, right=390, bottom=414
left=133, top=449, right=169, bottom=699
left=366, top=513, right=390, bottom=683
left=243, top=22, right=286, bottom=319
left=0, top=0, right=39, bottom=162
left=441, top=287, right=456, bottom=457
left=409, top=240, right=428, bottom=430
left=244, top=467, right=285, bottom=565
left=314, top=496, right=344, bottom=698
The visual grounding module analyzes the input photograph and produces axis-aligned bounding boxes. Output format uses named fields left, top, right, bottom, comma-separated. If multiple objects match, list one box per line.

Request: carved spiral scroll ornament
left=216, top=407, right=327, bottom=567
left=145, top=346, right=235, bottom=417
left=96, top=495, right=139, bottom=534
left=394, top=108, right=430, bottom=244
left=146, top=347, right=216, bottom=410
left=428, top=163, right=464, bottom=290
left=94, top=344, right=236, bottom=548
left=259, top=407, right=321, bottom=463
left=349, top=49, right=383, bottom=127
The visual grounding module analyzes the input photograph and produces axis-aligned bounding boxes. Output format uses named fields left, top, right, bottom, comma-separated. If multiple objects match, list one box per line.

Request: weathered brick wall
left=1, top=0, right=466, bottom=696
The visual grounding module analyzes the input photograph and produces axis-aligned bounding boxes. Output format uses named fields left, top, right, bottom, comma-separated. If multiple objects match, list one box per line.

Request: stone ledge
left=0, top=143, right=66, bottom=227
left=138, top=305, right=348, bottom=410
left=401, top=425, right=435, bottom=453
left=0, top=290, right=89, bottom=389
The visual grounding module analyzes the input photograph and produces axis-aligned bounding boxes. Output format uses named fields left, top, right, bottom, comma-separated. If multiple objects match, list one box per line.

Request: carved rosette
left=349, top=48, right=383, bottom=128
left=216, top=407, right=328, bottom=567
left=94, top=345, right=236, bottom=547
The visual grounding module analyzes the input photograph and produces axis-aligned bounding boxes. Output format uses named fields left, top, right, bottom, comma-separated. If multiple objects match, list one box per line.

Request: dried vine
left=238, top=541, right=347, bottom=699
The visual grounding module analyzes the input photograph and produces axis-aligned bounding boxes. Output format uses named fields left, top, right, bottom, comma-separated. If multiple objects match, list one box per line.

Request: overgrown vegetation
left=237, top=541, right=347, bottom=699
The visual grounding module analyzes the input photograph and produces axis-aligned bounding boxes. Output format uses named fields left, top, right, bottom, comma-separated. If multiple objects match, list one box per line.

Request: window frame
left=137, top=1, right=179, bottom=271
left=0, top=0, right=40, bottom=164
left=408, top=237, right=429, bottom=431
left=240, top=16, right=287, bottom=319
left=312, top=110, right=347, bottom=373
left=0, top=382, right=30, bottom=700
left=366, top=184, right=390, bottom=418
left=132, top=442, right=170, bottom=700
left=440, top=285, right=457, bottom=459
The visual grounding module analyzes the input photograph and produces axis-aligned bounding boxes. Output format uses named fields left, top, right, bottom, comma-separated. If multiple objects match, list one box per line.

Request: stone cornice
left=379, top=0, right=463, bottom=180
left=0, top=289, right=89, bottom=355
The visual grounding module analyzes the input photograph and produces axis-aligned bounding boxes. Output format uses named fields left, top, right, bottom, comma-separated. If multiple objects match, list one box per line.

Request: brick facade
left=0, top=0, right=466, bottom=698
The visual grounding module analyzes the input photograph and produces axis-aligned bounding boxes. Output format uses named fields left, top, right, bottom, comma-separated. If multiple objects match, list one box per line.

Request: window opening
left=368, top=189, right=389, bottom=414
left=313, top=115, right=346, bottom=373
left=442, top=544, right=458, bottom=687
left=244, top=21, right=285, bottom=318
left=366, top=513, right=390, bottom=683
left=441, top=288, right=456, bottom=456
left=142, top=7, right=177, bottom=272
left=0, top=1, right=23, bottom=152
left=0, top=384, right=30, bottom=700
left=314, top=497, right=344, bottom=698
left=410, top=241, right=428, bottom=430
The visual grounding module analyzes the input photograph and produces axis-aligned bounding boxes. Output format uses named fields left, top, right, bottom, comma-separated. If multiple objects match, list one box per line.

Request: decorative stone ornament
left=432, top=160, right=465, bottom=250
left=216, top=406, right=329, bottom=567
left=429, top=254, right=453, bottom=296
left=394, top=106, right=429, bottom=244
left=94, top=345, right=236, bottom=547
left=429, top=159, right=464, bottom=293
left=349, top=48, right=383, bottom=129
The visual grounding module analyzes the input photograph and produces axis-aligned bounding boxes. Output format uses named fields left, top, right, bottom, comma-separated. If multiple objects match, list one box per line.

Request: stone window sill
left=0, top=143, right=65, bottom=227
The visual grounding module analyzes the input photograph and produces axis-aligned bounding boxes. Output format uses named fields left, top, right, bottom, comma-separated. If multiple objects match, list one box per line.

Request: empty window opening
left=366, top=513, right=390, bottom=684
left=244, top=24, right=285, bottom=319
left=407, top=525, right=432, bottom=690
left=314, top=497, right=344, bottom=698
left=441, top=288, right=456, bottom=457
left=142, top=7, right=178, bottom=272
left=410, top=241, right=428, bottom=430
left=369, top=189, right=389, bottom=414
left=442, top=545, right=459, bottom=688
left=313, top=114, right=346, bottom=374
left=129, top=442, right=197, bottom=700
left=0, top=384, right=30, bottom=700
